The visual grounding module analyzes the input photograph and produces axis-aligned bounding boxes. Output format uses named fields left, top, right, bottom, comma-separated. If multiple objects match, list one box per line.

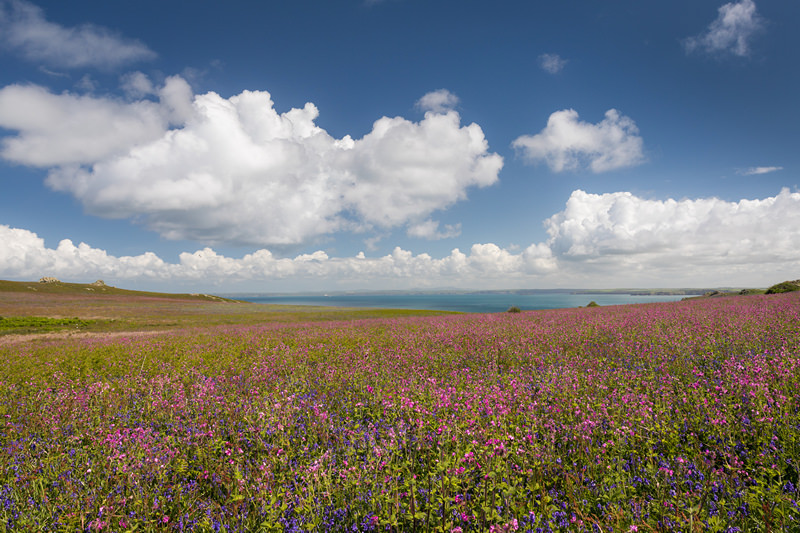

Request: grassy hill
left=766, top=279, right=800, bottom=294
left=0, top=279, right=240, bottom=302
left=0, top=279, right=456, bottom=338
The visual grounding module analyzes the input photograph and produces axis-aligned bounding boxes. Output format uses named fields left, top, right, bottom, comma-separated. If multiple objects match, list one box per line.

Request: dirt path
left=0, top=329, right=168, bottom=346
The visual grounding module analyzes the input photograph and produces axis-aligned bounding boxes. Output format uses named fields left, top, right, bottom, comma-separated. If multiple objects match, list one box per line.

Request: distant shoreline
left=232, top=292, right=700, bottom=314
left=223, top=287, right=733, bottom=298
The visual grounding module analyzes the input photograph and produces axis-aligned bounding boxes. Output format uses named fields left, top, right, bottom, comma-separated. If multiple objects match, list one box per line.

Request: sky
left=1, top=0, right=799, bottom=293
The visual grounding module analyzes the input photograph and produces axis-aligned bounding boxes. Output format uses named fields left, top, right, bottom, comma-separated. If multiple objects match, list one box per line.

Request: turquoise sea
left=234, top=292, right=693, bottom=314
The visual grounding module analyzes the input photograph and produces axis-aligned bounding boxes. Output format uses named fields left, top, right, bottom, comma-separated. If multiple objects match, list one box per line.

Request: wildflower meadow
left=1, top=292, right=799, bottom=532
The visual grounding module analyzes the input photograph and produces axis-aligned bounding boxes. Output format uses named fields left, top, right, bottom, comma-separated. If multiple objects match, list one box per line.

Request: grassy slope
left=0, top=279, right=458, bottom=337
left=0, top=279, right=240, bottom=301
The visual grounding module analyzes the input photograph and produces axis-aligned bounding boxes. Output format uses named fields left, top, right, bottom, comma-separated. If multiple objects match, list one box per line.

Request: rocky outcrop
left=39, top=277, right=60, bottom=284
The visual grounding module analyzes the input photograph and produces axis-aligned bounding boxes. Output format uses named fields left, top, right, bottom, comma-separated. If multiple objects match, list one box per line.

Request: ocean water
left=235, top=292, right=693, bottom=314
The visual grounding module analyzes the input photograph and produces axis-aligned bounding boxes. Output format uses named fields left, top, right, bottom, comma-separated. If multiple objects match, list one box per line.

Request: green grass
left=0, top=279, right=460, bottom=338
left=1, top=292, right=798, bottom=531
left=766, top=280, right=800, bottom=294
left=0, top=279, right=243, bottom=302
left=0, top=316, right=96, bottom=335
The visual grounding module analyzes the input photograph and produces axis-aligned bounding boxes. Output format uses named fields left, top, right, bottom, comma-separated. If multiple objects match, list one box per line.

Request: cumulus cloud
left=0, top=0, right=156, bottom=68
left=522, top=242, right=557, bottom=274
left=0, top=225, right=171, bottom=280
left=416, top=89, right=459, bottom=113
left=3, top=188, right=800, bottom=288
left=0, top=225, right=548, bottom=287
left=545, top=189, right=800, bottom=274
left=512, top=109, right=645, bottom=173
left=0, top=78, right=502, bottom=246
left=538, top=53, right=567, bottom=74
left=338, top=109, right=501, bottom=229
left=0, top=79, right=187, bottom=165
left=683, top=0, right=763, bottom=57
left=120, top=71, right=156, bottom=98
left=738, top=166, right=782, bottom=175
left=406, top=219, right=461, bottom=240
left=468, top=243, right=524, bottom=274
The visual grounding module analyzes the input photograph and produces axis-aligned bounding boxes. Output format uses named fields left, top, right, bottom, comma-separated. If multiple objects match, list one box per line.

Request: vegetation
left=766, top=280, right=800, bottom=294
left=737, top=288, right=766, bottom=296
left=506, top=305, right=522, bottom=313
left=0, top=279, right=241, bottom=302
left=0, top=316, right=94, bottom=335
left=1, top=290, right=799, bottom=531
left=0, top=280, right=457, bottom=337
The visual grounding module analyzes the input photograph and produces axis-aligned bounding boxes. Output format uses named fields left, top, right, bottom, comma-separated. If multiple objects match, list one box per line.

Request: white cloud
left=406, top=219, right=461, bottom=240
left=0, top=76, right=192, bottom=166
left=416, top=89, right=459, bottom=113
left=683, top=0, right=763, bottom=57
left=0, top=225, right=540, bottom=287
left=0, top=83, right=168, bottom=165
left=738, top=166, right=782, bottom=175
left=0, top=225, right=171, bottom=280
left=3, top=189, right=800, bottom=289
left=75, top=74, right=97, bottom=92
left=468, top=243, right=523, bottom=274
left=512, top=109, right=645, bottom=173
left=0, top=0, right=156, bottom=68
left=340, top=110, right=501, bottom=229
left=544, top=189, right=800, bottom=275
left=538, top=53, right=567, bottom=74
left=0, top=80, right=501, bottom=246
left=120, top=71, right=156, bottom=98
left=522, top=242, right=557, bottom=274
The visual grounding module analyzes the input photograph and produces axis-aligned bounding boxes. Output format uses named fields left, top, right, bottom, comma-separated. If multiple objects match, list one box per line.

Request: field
left=1, top=286, right=799, bottom=532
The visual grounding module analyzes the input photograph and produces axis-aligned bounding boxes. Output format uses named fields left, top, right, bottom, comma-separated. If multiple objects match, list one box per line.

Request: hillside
left=766, top=279, right=800, bottom=294
left=0, top=278, right=239, bottom=302
left=0, top=279, right=454, bottom=340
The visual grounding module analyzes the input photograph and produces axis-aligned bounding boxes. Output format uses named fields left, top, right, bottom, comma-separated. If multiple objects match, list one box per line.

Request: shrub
left=506, top=305, right=521, bottom=313
left=766, top=281, right=800, bottom=294
left=587, top=301, right=600, bottom=307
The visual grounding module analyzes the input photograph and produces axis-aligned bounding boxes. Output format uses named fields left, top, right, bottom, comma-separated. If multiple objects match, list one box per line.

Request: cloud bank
left=0, top=82, right=503, bottom=246
left=0, top=225, right=554, bottom=288
left=545, top=189, right=800, bottom=270
left=4, top=189, right=799, bottom=289
left=512, top=109, right=645, bottom=173
left=683, top=0, right=763, bottom=57
left=0, top=0, right=156, bottom=68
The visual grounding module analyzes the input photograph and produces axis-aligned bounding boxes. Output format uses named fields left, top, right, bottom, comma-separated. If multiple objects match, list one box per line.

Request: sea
left=233, top=292, right=693, bottom=314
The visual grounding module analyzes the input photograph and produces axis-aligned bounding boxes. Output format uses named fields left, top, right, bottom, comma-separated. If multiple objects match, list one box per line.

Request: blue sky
left=1, top=0, right=798, bottom=292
